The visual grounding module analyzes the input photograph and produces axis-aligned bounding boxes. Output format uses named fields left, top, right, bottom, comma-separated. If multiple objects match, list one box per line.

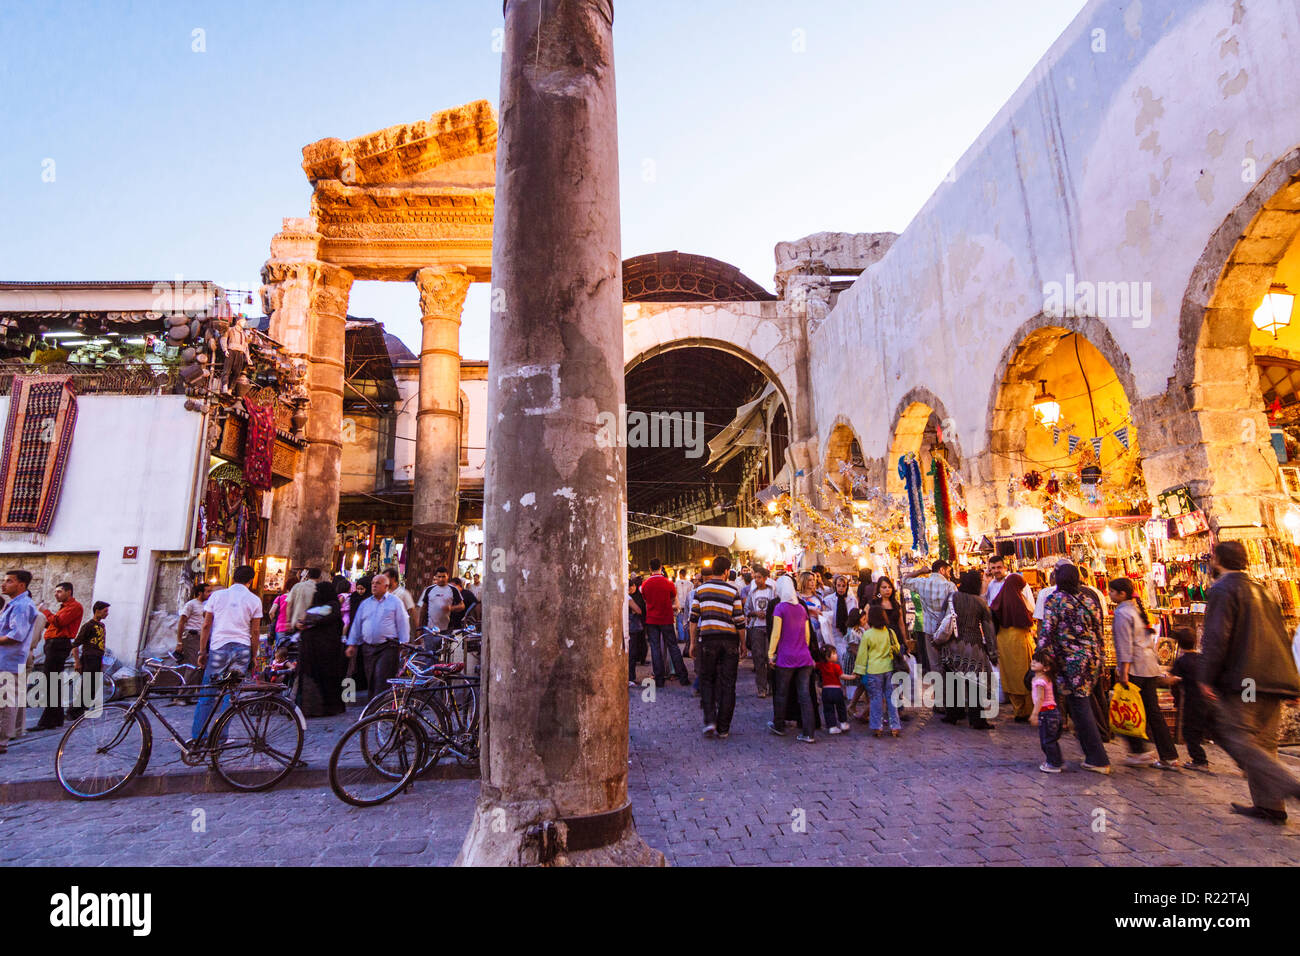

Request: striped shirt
left=689, top=579, right=744, bottom=640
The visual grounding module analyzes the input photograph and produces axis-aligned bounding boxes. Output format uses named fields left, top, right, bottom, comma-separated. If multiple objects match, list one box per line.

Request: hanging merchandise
left=930, top=457, right=957, bottom=562
left=899, top=455, right=928, bottom=557
left=242, top=397, right=275, bottom=490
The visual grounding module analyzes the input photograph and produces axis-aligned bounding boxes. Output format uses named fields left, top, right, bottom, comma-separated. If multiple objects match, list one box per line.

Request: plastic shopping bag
left=1108, top=681, right=1147, bottom=738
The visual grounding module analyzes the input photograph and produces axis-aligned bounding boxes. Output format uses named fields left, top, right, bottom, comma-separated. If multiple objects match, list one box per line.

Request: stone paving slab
left=3, top=660, right=1300, bottom=865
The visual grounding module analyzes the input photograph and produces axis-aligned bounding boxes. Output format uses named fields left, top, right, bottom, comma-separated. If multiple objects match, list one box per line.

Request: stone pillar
left=413, top=267, right=472, bottom=533
left=458, top=0, right=660, bottom=867
left=260, top=243, right=353, bottom=570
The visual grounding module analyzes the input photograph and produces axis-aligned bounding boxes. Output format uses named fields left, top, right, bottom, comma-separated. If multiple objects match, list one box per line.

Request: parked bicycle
left=55, top=655, right=305, bottom=800
left=329, top=659, right=480, bottom=807
left=60, top=656, right=116, bottom=704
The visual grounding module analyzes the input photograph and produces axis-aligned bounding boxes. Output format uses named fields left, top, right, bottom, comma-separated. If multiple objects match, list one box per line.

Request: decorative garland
left=899, top=455, right=928, bottom=556
left=931, top=457, right=957, bottom=562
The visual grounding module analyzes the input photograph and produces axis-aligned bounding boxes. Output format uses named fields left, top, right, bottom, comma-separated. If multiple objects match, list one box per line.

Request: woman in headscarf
left=767, top=574, right=817, bottom=742
left=821, top=574, right=857, bottom=663
left=940, top=568, right=998, bottom=730
left=855, top=569, right=874, bottom=608
left=990, top=571, right=1036, bottom=722
left=1037, top=563, right=1111, bottom=773
left=346, top=575, right=372, bottom=698
left=295, top=580, right=347, bottom=718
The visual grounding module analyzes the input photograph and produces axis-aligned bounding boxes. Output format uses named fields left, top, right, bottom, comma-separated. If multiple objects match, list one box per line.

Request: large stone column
left=458, top=0, right=660, bottom=867
left=260, top=232, right=354, bottom=570
left=413, top=266, right=472, bottom=531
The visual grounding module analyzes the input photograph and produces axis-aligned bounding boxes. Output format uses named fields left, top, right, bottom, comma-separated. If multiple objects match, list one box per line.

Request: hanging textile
left=930, top=457, right=957, bottom=562
left=899, top=455, right=928, bottom=556
left=242, top=397, right=275, bottom=490
left=0, top=375, right=79, bottom=538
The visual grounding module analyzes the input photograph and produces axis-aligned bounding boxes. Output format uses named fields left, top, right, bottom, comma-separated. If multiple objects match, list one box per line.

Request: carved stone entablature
left=302, top=100, right=497, bottom=188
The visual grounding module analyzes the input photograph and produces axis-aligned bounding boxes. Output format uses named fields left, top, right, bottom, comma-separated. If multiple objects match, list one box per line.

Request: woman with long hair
left=870, top=576, right=912, bottom=719
left=1110, top=576, right=1180, bottom=769
left=295, top=579, right=347, bottom=718
left=941, top=568, right=998, bottom=730
left=990, top=571, right=1036, bottom=722
left=1037, top=563, right=1111, bottom=772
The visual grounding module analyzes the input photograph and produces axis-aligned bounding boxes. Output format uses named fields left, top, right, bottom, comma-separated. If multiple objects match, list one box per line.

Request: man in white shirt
left=385, top=567, right=418, bottom=635
left=985, top=555, right=1033, bottom=607
left=675, top=570, right=693, bottom=645
left=192, top=565, right=264, bottom=741
left=418, top=566, right=464, bottom=633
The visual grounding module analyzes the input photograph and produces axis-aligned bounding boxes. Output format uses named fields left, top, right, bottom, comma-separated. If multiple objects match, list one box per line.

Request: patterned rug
left=242, top=397, right=275, bottom=490
left=0, top=375, right=78, bottom=537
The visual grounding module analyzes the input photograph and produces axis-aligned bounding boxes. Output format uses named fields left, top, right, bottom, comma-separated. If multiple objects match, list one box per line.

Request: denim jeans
left=647, top=623, right=688, bottom=684
left=746, top=626, right=769, bottom=693
left=772, top=665, right=814, bottom=737
left=865, top=672, right=900, bottom=731
left=1066, top=692, right=1109, bottom=766
left=1038, top=707, right=1063, bottom=767
left=192, top=644, right=252, bottom=740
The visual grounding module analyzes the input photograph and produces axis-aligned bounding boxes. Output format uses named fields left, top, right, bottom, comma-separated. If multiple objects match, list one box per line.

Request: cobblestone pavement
left=4, top=660, right=1300, bottom=866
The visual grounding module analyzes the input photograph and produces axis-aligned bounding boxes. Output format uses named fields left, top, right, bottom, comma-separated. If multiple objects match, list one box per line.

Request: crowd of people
left=627, top=540, right=1300, bottom=824
left=0, top=562, right=481, bottom=755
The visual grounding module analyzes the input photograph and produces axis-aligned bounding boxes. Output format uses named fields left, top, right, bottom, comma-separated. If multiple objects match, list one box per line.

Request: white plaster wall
left=462, top=377, right=488, bottom=479
left=0, top=395, right=203, bottom=659
left=812, top=0, right=1300, bottom=464
left=393, top=368, right=419, bottom=484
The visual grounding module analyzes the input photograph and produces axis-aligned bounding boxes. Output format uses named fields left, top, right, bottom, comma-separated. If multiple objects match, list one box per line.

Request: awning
left=688, top=523, right=784, bottom=552
left=706, top=383, right=779, bottom=469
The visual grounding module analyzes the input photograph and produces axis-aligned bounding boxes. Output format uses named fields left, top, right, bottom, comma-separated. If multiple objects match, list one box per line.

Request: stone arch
left=822, top=418, right=862, bottom=500
left=884, top=388, right=963, bottom=498
left=625, top=337, right=794, bottom=425
left=1158, top=146, right=1300, bottom=527
left=984, top=322, right=1147, bottom=531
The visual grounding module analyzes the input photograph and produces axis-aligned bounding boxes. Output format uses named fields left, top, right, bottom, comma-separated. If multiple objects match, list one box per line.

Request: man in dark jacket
left=1199, top=541, right=1300, bottom=823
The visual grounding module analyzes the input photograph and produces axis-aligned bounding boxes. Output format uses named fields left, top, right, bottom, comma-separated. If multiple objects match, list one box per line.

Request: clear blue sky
left=0, top=0, right=1086, bottom=359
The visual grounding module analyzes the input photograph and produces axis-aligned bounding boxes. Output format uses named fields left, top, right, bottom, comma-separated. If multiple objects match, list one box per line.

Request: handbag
left=1108, top=680, right=1148, bottom=738
left=932, top=593, right=958, bottom=646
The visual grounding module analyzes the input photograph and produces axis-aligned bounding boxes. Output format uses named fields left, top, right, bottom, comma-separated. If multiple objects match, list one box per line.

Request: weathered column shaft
left=458, top=0, right=660, bottom=866
left=260, top=258, right=353, bottom=569
left=413, top=267, right=472, bottom=531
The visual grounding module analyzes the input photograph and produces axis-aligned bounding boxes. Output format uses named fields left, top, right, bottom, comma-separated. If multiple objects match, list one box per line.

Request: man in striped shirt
left=689, top=555, right=745, bottom=739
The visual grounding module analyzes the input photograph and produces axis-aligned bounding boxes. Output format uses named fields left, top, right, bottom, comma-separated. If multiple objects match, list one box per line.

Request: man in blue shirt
left=346, top=572, right=411, bottom=702
left=0, top=569, right=39, bottom=753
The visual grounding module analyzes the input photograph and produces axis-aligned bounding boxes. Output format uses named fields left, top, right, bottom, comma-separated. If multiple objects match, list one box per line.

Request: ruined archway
left=885, top=390, right=962, bottom=498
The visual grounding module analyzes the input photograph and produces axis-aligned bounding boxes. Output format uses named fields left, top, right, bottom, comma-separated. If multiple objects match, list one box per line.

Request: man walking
left=640, top=559, right=690, bottom=687
left=347, top=572, right=411, bottom=701
left=675, top=569, right=693, bottom=646
left=0, top=570, right=38, bottom=754
left=417, top=567, right=464, bottom=634
left=744, top=566, right=775, bottom=697
left=192, top=566, right=264, bottom=743
left=689, top=555, right=745, bottom=738
left=34, top=581, right=84, bottom=731
left=384, top=567, right=419, bottom=635
left=67, top=601, right=109, bottom=720
left=903, top=560, right=956, bottom=709
left=1199, top=541, right=1300, bottom=823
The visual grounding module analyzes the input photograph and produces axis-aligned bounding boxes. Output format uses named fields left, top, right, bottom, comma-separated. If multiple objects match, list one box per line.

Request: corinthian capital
left=415, top=266, right=472, bottom=320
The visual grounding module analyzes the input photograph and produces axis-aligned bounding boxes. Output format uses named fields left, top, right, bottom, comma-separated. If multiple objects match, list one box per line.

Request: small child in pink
left=1030, top=650, right=1062, bottom=773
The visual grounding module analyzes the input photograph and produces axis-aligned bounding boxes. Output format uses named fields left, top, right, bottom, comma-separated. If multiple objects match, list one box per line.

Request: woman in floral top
left=1037, top=563, right=1111, bottom=773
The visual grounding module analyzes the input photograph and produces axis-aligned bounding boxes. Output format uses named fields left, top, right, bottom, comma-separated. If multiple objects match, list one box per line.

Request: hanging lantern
left=1253, top=284, right=1294, bottom=339
left=1032, top=379, right=1061, bottom=426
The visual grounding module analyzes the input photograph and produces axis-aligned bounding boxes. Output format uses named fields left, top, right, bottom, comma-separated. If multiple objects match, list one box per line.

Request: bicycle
left=59, top=656, right=116, bottom=706
left=54, top=656, right=305, bottom=800
left=328, top=665, right=480, bottom=807
left=140, top=654, right=198, bottom=703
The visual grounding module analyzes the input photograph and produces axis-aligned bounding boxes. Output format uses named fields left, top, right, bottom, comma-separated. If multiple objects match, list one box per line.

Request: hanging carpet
left=0, top=375, right=78, bottom=538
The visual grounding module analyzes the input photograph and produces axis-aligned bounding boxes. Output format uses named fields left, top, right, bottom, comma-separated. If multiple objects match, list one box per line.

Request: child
left=266, top=645, right=297, bottom=686
left=844, top=608, right=866, bottom=717
left=817, top=647, right=849, bottom=734
left=1168, top=626, right=1210, bottom=770
left=1029, top=649, right=1062, bottom=773
left=854, top=606, right=901, bottom=738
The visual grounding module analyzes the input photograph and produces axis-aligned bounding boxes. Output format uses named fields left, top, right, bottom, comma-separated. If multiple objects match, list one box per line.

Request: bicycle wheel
left=210, top=696, right=304, bottom=791
left=427, top=684, right=479, bottom=766
left=328, top=712, right=425, bottom=807
left=55, top=702, right=151, bottom=800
